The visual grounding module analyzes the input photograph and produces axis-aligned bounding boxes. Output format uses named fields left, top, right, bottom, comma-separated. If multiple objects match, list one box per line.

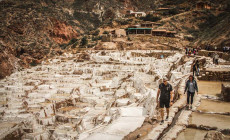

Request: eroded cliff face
left=49, top=18, right=78, bottom=44
left=0, top=0, right=80, bottom=78
left=0, top=43, right=18, bottom=79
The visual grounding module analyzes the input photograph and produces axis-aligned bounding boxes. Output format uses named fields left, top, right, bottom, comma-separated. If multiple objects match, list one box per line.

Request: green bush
left=80, top=36, right=88, bottom=47
left=140, top=14, right=161, bottom=22
left=68, top=38, right=78, bottom=45
left=60, top=44, right=67, bottom=49
left=92, top=29, right=100, bottom=36
left=116, top=19, right=130, bottom=25
left=168, top=8, right=180, bottom=15
left=30, top=60, right=38, bottom=66
left=103, top=31, right=109, bottom=34
left=92, top=36, right=102, bottom=41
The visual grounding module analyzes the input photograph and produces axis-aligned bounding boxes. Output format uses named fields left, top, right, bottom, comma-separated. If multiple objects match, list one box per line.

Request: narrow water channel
left=176, top=81, right=230, bottom=140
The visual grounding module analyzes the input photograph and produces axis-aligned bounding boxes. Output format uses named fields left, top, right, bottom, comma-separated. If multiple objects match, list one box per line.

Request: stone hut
left=196, top=1, right=211, bottom=10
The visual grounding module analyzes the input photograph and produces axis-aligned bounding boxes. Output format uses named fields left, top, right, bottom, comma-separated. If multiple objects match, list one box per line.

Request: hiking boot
left=160, top=120, right=164, bottom=125
left=186, top=105, right=189, bottom=110
left=165, top=116, right=169, bottom=121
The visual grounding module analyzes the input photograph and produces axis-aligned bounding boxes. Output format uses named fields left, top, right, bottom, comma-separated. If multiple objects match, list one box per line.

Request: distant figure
left=192, top=60, right=199, bottom=76
left=214, top=53, right=219, bottom=65
left=161, top=55, right=164, bottom=59
left=227, top=47, right=230, bottom=53
left=212, top=53, right=216, bottom=64
left=196, top=60, right=200, bottom=76
left=184, top=75, right=198, bottom=109
left=193, top=49, right=196, bottom=56
left=207, top=45, right=210, bottom=51
left=185, top=47, right=188, bottom=55
left=157, top=78, right=173, bottom=125
left=192, top=62, right=196, bottom=77
left=188, top=49, right=192, bottom=57
left=223, top=46, right=226, bottom=53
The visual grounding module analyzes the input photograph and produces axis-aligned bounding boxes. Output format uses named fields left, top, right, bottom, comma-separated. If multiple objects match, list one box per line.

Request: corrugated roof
left=128, top=28, right=152, bottom=30
left=152, top=29, right=167, bottom=32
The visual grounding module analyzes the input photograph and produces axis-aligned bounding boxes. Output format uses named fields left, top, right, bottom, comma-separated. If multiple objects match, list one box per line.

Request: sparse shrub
left=60, top=44, right=67, bottom=49
left=116, top=19, right=130, bottom=25
left=103, top=31, right=109, bottom=34
left=87, top=44, right=96, bottom=48
left=168, top=8, right=180, bottom=15
left=80, top=36, right=88, bottom=47
left=92, top=29, right=100, bottom=36
left=92, top=36, right=102, bottom=41
left=30, top=60, right=38, bottom=66
left=140, top=14, right=161, bottom=22
left=68, top=38, right=78, bottom=45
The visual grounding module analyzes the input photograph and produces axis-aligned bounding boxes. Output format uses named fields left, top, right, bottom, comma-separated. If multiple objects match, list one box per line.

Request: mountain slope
left=1, top=0, right=230, bottom=79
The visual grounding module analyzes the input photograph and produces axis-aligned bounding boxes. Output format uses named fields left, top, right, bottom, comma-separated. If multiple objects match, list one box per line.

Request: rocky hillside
left=0, top=0, right=161, bottom=79
left=158, top=0, right=230, bottom=48
left=0, top=0, right=79, bottom=79
left=0, top=0, right=230, bottom=79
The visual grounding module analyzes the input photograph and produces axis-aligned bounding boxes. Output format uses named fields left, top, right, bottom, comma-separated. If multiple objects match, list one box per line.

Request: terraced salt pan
left=197, top=81, right=223, bottom=96
left=0, top=50, right=187, bottom=139
left=197, top=99, right=230, bottom=113
left=189, top=112, right=230, bottom=130
left=85, top=107, right=145, bottom=140
left=176, top=128, right=207, bottom=140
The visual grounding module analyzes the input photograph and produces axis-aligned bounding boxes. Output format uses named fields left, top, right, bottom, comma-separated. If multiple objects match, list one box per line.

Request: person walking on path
left=188, top=49, right=191, bottom=57
left=184, top=75, right=198, bottom=109
left=193, top=49, right=196, bottom=56
left=192, top=60, right=199, bottom=76
left=185, top=47, right=187, bottom=55
left=214, top=53, right=219, bottom=65
left=157, top=78, right=173, bottom=125
left=212, top=53, right=216, bottom=64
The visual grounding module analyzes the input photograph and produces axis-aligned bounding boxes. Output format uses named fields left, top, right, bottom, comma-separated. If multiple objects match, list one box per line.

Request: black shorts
left=160, top=99, right=170, bottom=108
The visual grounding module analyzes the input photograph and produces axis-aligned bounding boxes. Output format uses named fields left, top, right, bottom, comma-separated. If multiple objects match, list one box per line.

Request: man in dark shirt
left=157, top=78, right=173, bottom=125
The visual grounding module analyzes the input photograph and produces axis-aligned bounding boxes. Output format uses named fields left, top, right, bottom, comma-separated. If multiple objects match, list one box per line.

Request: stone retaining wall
left=198, top=69, right=230, bottom=81
left=221, top=83, right=230, bottom=102
left=198, top=50, right=230, bottom=61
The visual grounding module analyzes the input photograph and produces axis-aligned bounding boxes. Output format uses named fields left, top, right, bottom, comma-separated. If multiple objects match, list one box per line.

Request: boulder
left=203, top=131, right=225, bottom=140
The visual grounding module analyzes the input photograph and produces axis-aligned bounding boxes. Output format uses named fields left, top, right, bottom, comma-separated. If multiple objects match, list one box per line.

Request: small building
left=127, top=28, right=152, bottom=35
left=141, top=22, right=161, bottom=28
left=126, top=10, right=146, bottom=17
left=152, top=29, right=167, bottom=36
left=131, top=12, right=146, bottom=17
left=152, top=29, right=176, bottom=37
left=165, top=31, right=177, bottom=37
left=196, top=2, right=211, bottom=10
left=128, top=25, right=141, bottom=28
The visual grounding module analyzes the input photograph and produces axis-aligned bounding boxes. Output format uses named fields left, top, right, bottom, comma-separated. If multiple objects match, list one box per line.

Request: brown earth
left=1, top=0, right=230, bottom=79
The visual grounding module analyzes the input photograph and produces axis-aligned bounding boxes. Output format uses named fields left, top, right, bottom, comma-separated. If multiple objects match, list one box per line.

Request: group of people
left=185, top=47, right=199, bottom=56
left=157, top=75, right=198, bottom=125
left=205, top=45, right=230, bottom=53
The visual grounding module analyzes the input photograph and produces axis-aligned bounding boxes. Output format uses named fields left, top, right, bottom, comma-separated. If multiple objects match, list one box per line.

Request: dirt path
left=162, top=80, right=230, bottom=140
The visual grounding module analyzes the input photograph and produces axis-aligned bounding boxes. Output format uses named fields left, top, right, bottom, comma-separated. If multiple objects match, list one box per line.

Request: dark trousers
left=187, top=91, right=195, bottom=104
left=193, top=69, right=196, bottom=76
